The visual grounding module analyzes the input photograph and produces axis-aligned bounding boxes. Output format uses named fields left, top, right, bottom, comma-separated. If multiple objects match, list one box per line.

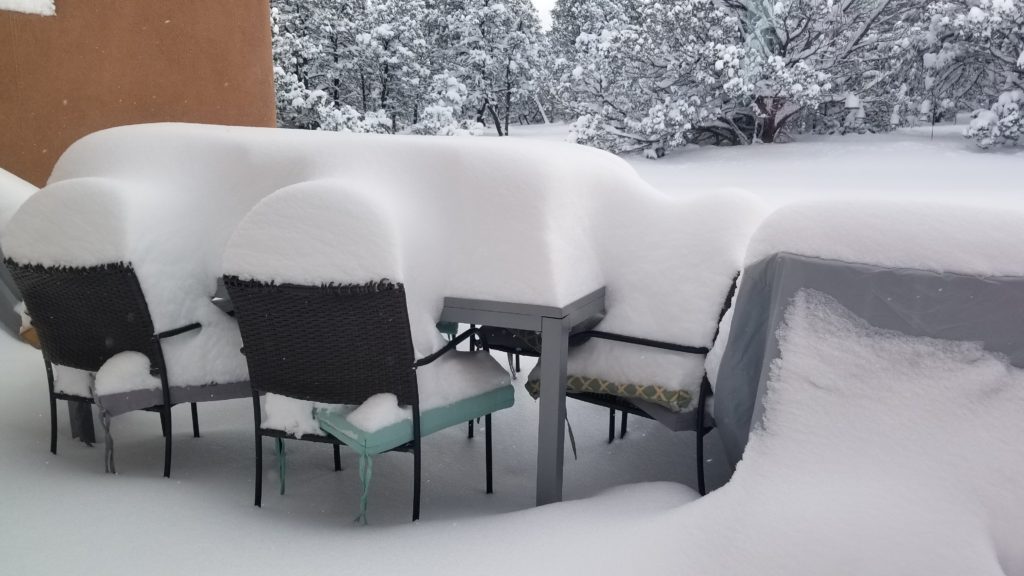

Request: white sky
left=531, top=0, right=555, bottom=29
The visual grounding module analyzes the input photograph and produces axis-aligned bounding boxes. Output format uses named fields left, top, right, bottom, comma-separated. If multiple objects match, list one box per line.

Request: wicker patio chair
left=6, top=261, right=203, bottom=477
left=517, top=275, right=739, bottom=496
left=225, top=276, right=511, bottom=521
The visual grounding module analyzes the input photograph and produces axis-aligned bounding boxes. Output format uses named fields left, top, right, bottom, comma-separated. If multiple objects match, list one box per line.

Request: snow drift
left=746, top=200, right=1024, bottom=276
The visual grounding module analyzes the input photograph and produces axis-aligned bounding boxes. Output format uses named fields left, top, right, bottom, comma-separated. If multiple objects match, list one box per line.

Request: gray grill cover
left=714, top=252, right=1024, bottom=467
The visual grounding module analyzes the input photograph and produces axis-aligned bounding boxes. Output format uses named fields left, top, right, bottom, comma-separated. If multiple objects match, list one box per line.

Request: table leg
left=68, top=400, right=95, bottom=445
left=537, top=315, right=570, bottom=506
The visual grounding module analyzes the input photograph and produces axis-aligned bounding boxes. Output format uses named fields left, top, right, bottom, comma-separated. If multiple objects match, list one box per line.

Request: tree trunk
left=360, top=73, right=368, bottom=113
left=380, top=63, right=389, bottom=111
left=487, top=101, right=504, bottom=136
left=503, top=79, right=512, bottom=136
left=534, top=94, right=550, bottom=124
left=755, top=96, right=788, bottom=143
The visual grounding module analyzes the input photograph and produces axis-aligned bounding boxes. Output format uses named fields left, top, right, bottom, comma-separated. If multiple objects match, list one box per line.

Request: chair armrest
left=571, top=330, right=709, bottom=356
left=154, top=322, right=202, bottom=340
left=414, top=327, right=479, bottom=368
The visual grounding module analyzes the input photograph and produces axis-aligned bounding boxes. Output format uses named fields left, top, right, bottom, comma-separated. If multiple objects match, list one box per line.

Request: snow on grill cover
left=745, top=199, right=1024, bottom=276
left=2, top=123, right=763, bottom=421
left=645, top=289, right=1024, bottom=575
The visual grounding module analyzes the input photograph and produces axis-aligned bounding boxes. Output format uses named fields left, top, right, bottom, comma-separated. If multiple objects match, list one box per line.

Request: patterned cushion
left=525, top=374, right=693, bottom=413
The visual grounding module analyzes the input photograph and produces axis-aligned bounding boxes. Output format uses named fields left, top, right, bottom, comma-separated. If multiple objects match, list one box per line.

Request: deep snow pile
left=637, top=289, right=1024, bottom=575
left=746, top=200, right=1024, bottom=275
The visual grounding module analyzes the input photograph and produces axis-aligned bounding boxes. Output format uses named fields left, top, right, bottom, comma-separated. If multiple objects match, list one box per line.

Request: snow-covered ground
left=1, top=126, right=1023, bottom=575
left=511, top=122, right=1024, bottom=206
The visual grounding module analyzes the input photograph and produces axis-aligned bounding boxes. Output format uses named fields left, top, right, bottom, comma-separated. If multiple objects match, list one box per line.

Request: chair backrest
left=6, top=261, right=157, bottom=371
left=223, top=277, right=418, bottom=407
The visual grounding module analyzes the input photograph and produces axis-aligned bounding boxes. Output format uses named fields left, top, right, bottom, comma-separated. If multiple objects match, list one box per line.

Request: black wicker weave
left=9, top=262, right=158, bottom=370
left=6, top=260, right=200, bottom=477
left=223, top=277, right=417, bottom=406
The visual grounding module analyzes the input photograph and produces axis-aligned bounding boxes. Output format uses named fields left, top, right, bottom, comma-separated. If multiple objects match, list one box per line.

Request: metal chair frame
left=8, top=260, right=201, bottom=477
left=226, top=277, right=495, bottom=521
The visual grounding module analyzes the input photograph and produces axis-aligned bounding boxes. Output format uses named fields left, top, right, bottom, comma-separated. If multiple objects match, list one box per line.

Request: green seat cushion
left=525, top=375, right=693, bottom=413
left=317, top=384, right=515, bottom=456
left=435, top=321, right=459, bottom=338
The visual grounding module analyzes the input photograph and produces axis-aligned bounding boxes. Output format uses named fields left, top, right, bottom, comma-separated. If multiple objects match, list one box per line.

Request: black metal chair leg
left=49, top=395, right=58, bottom=455
left=333, top=443, right=341, bottom=471
left=695, top=376, right=711, bottom=496
left=190, top=403, right=200, bottom=438
left=608, top=408, right=616, bottom=444
left=467, top=419, right=474, bottom=439
left=253, top=391, right=263, bottom=507
left=159, top=408, right=169, bottom=437
left=412, top=408, right=422, bottom=522
left=162, top=405, right=172, bottom=478
left=45, top=361, right=57, bottom=455
left=485, top=414, right=493, bottom=494
left=515, top=354, right=521, bottom=373
left=620, top=411, right=628, bottom=439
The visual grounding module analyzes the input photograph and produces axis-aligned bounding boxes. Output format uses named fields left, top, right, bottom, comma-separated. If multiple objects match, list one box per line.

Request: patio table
left=440, top=287, right=606, bottom=505
left=714, top=252, right=1024, bottom=469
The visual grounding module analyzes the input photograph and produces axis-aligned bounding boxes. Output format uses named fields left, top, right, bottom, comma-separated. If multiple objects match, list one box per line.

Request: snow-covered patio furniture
left=496, top=190, right=763, bottom=495
left=538, top=274, right=738, bottom=495
left=5, top=260, right=201, bottom=476
left=223, top=184, right=514, bottom=521
left=715, top=200, right=1024, bottom=468
left=0, top=126, right=274, bottom=473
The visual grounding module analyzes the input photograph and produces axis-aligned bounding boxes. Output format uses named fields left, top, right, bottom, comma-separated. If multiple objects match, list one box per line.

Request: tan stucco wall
left=0, top=0, right=276, bottom=186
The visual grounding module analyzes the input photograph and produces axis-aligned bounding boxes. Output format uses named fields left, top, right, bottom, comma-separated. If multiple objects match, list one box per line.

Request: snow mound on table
left=0, top=0, right=54, bottom=16
left=746, top=200, right=1024, bottom=276
left=94, top=352, right=161, bottom=395
left=224, top=181, right=403, bottom=287
left=638, top=289, right=1024, bottom=575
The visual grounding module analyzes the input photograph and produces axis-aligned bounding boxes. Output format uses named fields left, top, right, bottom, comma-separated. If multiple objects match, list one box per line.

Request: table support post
left=68, top=400, right=95, bottom=445
left=536, top=315, right=570, bottom=505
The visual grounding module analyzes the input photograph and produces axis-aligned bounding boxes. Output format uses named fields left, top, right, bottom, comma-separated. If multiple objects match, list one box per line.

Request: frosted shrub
left=966, top=90, right=1024, bottom=149
left=407, top=73, right=485, bottom=136
left=562, top=0, right=742, bottom=156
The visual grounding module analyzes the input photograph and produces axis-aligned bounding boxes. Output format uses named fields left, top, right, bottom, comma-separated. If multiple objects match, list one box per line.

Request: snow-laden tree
left=442, top=0, right=548, bottom=135
left=406, top=72, right=486, bottom=135
left=271, top=0, right=547, bottom=136
left=720, top=0, right=926, bottom=141
left=918, top=0, right=1023, bottom=147
left=553, top=0, right=926, bottom=153
left=559, top=0, right=751, bottom=156
left=272, top=0, right=391, bottom=132
left=341, top=0, right=433, bottom=131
